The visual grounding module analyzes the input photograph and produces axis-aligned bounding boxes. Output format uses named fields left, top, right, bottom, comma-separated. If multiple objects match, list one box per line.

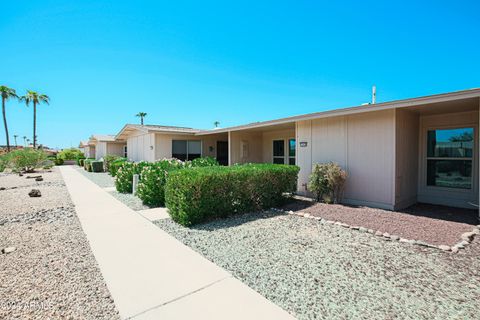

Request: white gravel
left=155, top=211, right=480, bottom=320
left=0, top=168, right=120, bottom=319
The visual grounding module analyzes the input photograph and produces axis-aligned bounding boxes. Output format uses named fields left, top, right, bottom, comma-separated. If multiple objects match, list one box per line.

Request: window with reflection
left=426, top=127, right=473, bottom=189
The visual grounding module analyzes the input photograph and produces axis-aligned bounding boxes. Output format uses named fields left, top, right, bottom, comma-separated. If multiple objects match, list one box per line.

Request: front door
left=217, top=141, right=228, bottom=166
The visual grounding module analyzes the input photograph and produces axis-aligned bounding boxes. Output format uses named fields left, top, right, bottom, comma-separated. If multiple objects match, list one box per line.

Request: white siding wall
left=126, top=131, right=155, bottom=162
left=95, top=142, right=107, bottom=160
left=297, top=109, right=396, bottom=209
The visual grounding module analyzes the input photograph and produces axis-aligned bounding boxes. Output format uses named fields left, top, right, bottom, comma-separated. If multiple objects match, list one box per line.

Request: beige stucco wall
left=154, top=133, right=200, bottom=160
left=229, top=131, right=263, bottom=165
left=394, top=109, right=419, bottom=209
left=127, top=130, right=155, bottom=162
left=95, top=141, right=107, bottom=160
left=201, top=133, right=229, bottom=158
left=106, top=142, right=127, bottom=157
left=262, top=129, right=296, bottom=163
left=417, top=110, right=479, bottom=208
left=297, top=109, right=396, bottom=209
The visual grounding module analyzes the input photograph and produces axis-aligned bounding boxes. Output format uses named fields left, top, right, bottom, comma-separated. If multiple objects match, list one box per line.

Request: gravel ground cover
left=0, top=168, right=120, bottom=319
left=75, top=166, right=149, bottom=211
left=155, top=212, right=480, bottom=320
left=283, top=200, right=478, bottom=246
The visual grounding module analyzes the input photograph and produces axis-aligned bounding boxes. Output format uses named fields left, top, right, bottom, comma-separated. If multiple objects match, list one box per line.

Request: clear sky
left=1, top=0, right=479, bottom=149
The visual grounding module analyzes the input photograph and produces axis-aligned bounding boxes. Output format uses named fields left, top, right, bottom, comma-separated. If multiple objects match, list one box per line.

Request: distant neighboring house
left=115, top=124, right=229, bottom=164
left=87, top=135, right=127, bottom=160
left=83, top=88, right=480, bottom=211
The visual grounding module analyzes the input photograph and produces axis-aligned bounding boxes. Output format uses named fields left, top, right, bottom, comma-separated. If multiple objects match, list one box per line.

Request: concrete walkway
left=60, top=166, right=293, bottom=320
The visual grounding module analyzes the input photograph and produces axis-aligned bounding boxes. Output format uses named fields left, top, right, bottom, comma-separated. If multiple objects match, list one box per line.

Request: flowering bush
left=308, top=162, right=347, bottom=204
left=115, top=161, right=149, bottom=193
left=136, top=159, right=186, bottom=206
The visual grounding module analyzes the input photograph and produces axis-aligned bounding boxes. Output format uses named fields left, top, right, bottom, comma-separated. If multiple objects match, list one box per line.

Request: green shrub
left=103, top=154, right=121, bottom=172
left=91, top=161, right=104, bottom=172
left=84, top=158, right=95, bottom=172
left=109, top=158, right=128, bottom=176
left=115, top=161, right=149, bottom=193
left=308, top=162, right=347, bottom=204
left=190, top=156, right=219, bottom=167
left=54, top=158, right=64, bottom=166
left=3, top=148, right=48, bottom=172
left=57, top=148, right=84, bottom=161
left=165, top=164, right=299, bottom=226
left=136, top=159, right=186, bottom=207
left=76, top=154, right=86, bottom=165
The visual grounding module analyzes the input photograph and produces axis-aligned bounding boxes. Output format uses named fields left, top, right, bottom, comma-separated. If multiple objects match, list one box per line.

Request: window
left=273, top=140, right=285, bottom=164
left=123, top=145, right=128, bottom=158
left=172, top=140, right=202, bottom=161
left=426, top=127, right=474, bottom=189
left=288, top=139, right=296, bottom=165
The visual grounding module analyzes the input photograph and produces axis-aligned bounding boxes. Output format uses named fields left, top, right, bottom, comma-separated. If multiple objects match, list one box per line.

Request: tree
left=13, top=135, right=18, bottom=147
left=136, top=112, right=147, bottom=125
left=0, top=86, right=18, bottom=152
left=23, top=136, right=27, bottom=147
left=20, top=91, right=50, bottom=148
left=213, top=121, right=220, bottom=128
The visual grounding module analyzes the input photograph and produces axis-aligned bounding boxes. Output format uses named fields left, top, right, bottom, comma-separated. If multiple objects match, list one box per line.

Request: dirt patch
left=283, top=200, right=478, bottom=246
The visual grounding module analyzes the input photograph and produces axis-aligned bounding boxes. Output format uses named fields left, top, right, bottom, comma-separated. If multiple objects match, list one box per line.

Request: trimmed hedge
left=91, top=161, right=104, bottom=172
left=103, top=154, right=121, bottom=172
left=76, top=154, right=86, bottom=166
left=115, top=161, right=149, bottom=193
left=54, top=158, right=64, bottom=166
left=84, top=158, right=95, bottom=172
left=189, top=156, right=219, bottom=167
left=109, top=158, right=128, bottom=177
left=165, top=164, right=299, bottom=226
left=136, top=159, right=187, bottom=206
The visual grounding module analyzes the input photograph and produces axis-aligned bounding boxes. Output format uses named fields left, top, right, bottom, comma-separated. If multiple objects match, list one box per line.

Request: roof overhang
left=195, top=88, right=480, bottom=135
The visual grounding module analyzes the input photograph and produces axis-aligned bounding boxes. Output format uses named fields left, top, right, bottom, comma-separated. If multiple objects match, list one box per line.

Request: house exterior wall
left=106, top=142, right=127, bottom=157
left=154, top=133, right=200, bottom=160
left=394, top=109, right=420, bottom=209
left=261, top=129, right=296, bottom=163
left=95, top=141, right=107, bottom=160
left=229, top=131, right=263, bottom=165
left=201, top=133, right=229, bottom=158
left=86, top=146, right=96, bottom=159
left=127, top=130, right=155, bottom=162
left=417, top=110, right=479, bottom=208
left=297, top=109, right=396, bottom=209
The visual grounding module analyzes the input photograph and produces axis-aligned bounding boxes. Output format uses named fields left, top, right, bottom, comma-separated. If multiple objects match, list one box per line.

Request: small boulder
left=35, top=177, right=43, bottom=182
left=438, top=245, right=451, bottom=251
left=2, top=246, right=16, bottom=254
left=390, top=235, right=400, bottom=241
left=0, top=187, right=5, bottom=191
left=28, top=189, right=41, bottom=197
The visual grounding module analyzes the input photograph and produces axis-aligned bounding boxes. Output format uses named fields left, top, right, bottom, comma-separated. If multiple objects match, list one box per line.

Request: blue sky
left=1, top=1, right=479, bottom=149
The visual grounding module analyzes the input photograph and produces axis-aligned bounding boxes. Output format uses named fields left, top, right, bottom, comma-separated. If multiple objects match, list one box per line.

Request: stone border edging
left=284, top=209, right=480, bottom=253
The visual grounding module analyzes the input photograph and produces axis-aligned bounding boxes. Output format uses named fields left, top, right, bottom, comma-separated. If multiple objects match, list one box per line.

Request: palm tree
left=136, top=112, right=147, bottom=125
left=23, top=136, right=27, bottom=147
left=0, top=86, right=18, bottom=152
left=13, top=134, right=18, bottom=147
left=213, top=121, right=220, bottom=128
left=20, top=91, right=50, bottom=148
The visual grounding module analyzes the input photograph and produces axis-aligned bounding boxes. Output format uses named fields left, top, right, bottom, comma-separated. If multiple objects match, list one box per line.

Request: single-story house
left=79, top=140, right=96, bottom=159
left=115, top=124, right=229, bottom=165
left=87, top=134, right=127, bottom=160
left=96, top=88, right=480, bottom=211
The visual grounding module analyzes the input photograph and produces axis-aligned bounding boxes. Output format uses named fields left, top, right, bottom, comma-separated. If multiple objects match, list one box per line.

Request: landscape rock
left=35, top=177, right=44, bottom=182
left=461, top=232, right=474, bottom=241
left=359, top=227, right=368, bottom=233
left=390, top=235, right=400, bottom=241
left=0, top=187, right=5, bottom=191
left=438, top=245, right=451, bottom=251
left=375, top=231, right=383, bottom=236
left=28, top=189, right=42, bottom=197
left=2, top=246, right=16, bottom=254
left=451, top=247, right=459, bottom=253
left=383, top=232, right=391, bottom=238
